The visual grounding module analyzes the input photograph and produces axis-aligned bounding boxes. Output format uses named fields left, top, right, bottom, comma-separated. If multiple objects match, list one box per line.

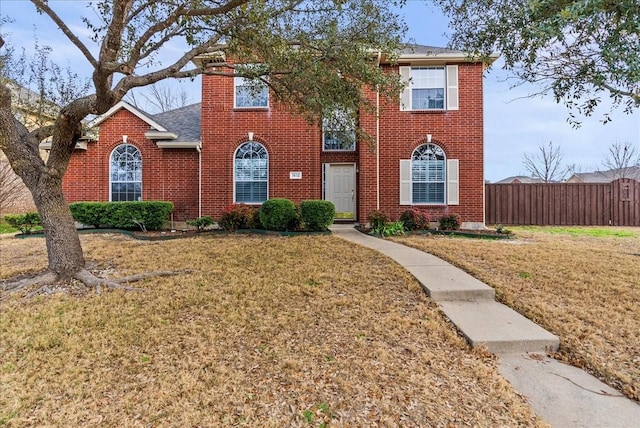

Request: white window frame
left=234, top=141, right=269, bottom=204
left=109, top=143, right=142, bottom=202
left=400, top=144, right=459, bottom=206
left=234, top=65, right=269, bottom=108
left=400, top=65, right=459, bottom=112
left=411, top=143, right=447, bottom=204
left=322, top=108, right=356, bottom=152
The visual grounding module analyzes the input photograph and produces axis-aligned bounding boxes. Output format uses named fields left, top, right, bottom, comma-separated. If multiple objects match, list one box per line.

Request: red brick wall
left=63, top=109, right=199, bottom=221
left=357, top=62, right=485, bottom=224
left=64, top=61, right=486, bottom=226
left=200, top=72, right=324, bottom=219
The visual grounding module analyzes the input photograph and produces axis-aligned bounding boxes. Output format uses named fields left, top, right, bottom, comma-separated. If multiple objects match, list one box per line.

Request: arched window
left=412, top=143, right=445, bottom=204
left=110, top=144, right=142, bottom=201
left=234, top=141, right=268, bottom=203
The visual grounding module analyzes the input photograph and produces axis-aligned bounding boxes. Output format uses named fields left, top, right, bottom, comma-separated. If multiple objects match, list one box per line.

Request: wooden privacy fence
left=485, top=178, right=640, bottom=226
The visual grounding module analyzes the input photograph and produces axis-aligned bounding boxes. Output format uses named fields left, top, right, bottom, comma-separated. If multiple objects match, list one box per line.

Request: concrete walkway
left=330, top=225, right=640, bottom=428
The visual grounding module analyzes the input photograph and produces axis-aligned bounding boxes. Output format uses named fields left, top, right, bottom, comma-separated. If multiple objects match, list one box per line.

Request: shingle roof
left=401, top=44, right=462, bottom=55
left=152, top=103, right=201, bottom=143
left=494, top=176, right=545, bottom=184
left=568, top=166, right=640, bottom=183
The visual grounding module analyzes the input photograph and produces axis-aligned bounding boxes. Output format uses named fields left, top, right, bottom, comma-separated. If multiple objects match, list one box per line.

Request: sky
left=1, top=0, right=639, bottom=182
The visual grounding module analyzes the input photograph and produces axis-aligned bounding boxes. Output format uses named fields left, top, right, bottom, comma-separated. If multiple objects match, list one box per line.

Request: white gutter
left=196, top=142, right=202, bottom=218
left=376, top=51, right=381, bottom=210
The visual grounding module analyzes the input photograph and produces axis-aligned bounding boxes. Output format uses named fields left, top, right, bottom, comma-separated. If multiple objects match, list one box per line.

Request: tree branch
left=30, top=0, right=98, bottom=68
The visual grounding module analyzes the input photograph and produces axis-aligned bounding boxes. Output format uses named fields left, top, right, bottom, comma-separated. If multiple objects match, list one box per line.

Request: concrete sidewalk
left=330, top=225, right=640, bottom=428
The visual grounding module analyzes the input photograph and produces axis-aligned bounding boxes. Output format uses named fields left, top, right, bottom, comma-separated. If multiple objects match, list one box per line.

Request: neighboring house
left=567, top=167, right=640, bottom=183
left=61, top=45, right=497, bottom=228
left=0, top=81, right=58, bottom=214
left=493, top=176, right=545, bottom=184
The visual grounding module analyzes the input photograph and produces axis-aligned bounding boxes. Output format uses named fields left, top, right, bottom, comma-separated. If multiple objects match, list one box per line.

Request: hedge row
left=210, top=199, right=335, bottom=232
left=69, top=201, right=173, bottom=231
left=367, top=209, right=462, bottom=233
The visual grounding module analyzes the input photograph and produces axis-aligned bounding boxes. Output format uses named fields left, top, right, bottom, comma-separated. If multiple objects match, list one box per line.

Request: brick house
left=61, top=45, right=496, bottom=228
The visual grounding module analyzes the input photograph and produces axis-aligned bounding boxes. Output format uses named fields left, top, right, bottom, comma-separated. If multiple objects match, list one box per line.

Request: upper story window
left=411, top=143, right=446, bottom=204
left=234, top=65, right=269, bottom=109
left=411, top=67, right=445, bottom=109
left=322, top=108, right=356, bottom=151
left=234, top=141, right=268, bottom=203
left=110, top=144, right=142, bottom=202
left=400, top=65, right=459, bottom=112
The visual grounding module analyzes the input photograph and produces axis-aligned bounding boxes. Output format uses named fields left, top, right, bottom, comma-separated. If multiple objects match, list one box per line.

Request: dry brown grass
left=0, top=234, right=545, bottom=427
left=392, top=227, right=640, bottom=402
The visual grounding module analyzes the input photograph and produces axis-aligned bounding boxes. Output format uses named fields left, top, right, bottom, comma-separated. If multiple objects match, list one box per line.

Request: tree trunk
left=1, top=81, right=86, bottom=281
left=31, top=173, right=85, bottom=279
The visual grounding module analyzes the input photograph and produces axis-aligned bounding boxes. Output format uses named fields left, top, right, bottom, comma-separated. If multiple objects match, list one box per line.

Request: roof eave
left=155, top=141, right=201, bottom=149
left=393, top=52, right=500, bottom=66
left=145, top=130, right=178, bottom=140
left=40, top=141, right=88, bottom=151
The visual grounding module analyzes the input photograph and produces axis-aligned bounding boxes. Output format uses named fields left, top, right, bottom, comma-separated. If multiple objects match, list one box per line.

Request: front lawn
left=0, top=234, right=544, bottom=426
left=0, top=217, right=18, bottom=234
left=393, top=226, right=640, bottom=401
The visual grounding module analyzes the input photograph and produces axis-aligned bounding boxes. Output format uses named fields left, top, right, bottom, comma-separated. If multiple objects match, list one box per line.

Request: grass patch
left=393, top=227, right=640, bottom=401
left=510, top=225, right=639, bottom=238
left=0, top=234, right=545, bottom=426
left=0, top=217, right=18, bottom=234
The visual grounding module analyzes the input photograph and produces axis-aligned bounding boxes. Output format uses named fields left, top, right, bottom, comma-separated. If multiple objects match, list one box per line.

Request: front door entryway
left=325, top=163, right=356, bottom=220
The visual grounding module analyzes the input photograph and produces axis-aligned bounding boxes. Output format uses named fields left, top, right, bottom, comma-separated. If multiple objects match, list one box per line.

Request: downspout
left=196, top=142, right=202, bottom=218
left=376, top=51, right=381, bottom=210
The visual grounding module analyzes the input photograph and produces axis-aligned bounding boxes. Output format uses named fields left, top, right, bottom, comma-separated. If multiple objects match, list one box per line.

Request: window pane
left=234, top=142, right=268, bottom=203
left=235, top=77, right=268, bottom=108
left=236, top=182, right=267, bottom=203
left=110, top=144, right=142, bottom=202
left=412, top=161, right=427, bottom=181
left=322, top=108, right=356, bottom=151
left=323, top=131, right=356, bottom=151
left=412, top=88, right=444, bottom=110
left=411, top=67, right=445, bottom=110
left=427, top=160, right=445, bottom=180
left=413, top=183, right=445, bottom=204
left=411, top=144, right=446, bottom=204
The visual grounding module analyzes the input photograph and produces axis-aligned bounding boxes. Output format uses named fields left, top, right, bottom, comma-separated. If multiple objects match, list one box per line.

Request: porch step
left=439, top=300, right=560, bottom=354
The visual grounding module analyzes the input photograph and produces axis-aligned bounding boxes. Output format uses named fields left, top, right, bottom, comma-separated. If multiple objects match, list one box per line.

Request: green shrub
left=300, top=200, right=335, bottom=231
left=69, top=202, right=107, bottom=228
left=187, top=216, right=214, bottom=232
left=96, top=201, right=173, bottom=231
left=381, top=221, right=405, bottom=237
left=259, top=198, right=297, bottom=231
left=4, top=212, right=41, bottom=234
left=367, top=210, right=389, bottom=232
left=218, top=204, right=257, bottom=231
left=399, top=209, right=431, bottom=231
left=439, top=214, right=462, bottom=231
left=252, top=206, right=264, bottom=229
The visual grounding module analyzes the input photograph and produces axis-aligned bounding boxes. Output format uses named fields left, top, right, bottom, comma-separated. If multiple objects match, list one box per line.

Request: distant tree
left=125, top=81, right=191, bottom=113
left=522, top=141, right=567, bottom=182
left=0, top=156, right=26, bottom=213
left=435, top=0, right=640, bottom=123
left=0, top=0, right=406, bottom=290
left=602, top=141, right=640, bottom=179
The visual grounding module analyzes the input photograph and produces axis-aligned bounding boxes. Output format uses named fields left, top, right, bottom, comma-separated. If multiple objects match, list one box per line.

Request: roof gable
left=87, top=100, right=168, bottom=131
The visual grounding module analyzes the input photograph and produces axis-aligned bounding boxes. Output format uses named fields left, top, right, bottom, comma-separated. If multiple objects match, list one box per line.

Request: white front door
left=325, top=164, right=356, bottom=220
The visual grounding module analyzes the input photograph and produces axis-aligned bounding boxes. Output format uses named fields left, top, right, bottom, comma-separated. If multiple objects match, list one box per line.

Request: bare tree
left=0, top=0, right=406, bottom=291
left=522, top=141, right=567, bottom=182
left=602, top=141, right=640, bottom=179
left=0, top=155, right=27, bottom=213
left=125, top=81, right=191, bottom=113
